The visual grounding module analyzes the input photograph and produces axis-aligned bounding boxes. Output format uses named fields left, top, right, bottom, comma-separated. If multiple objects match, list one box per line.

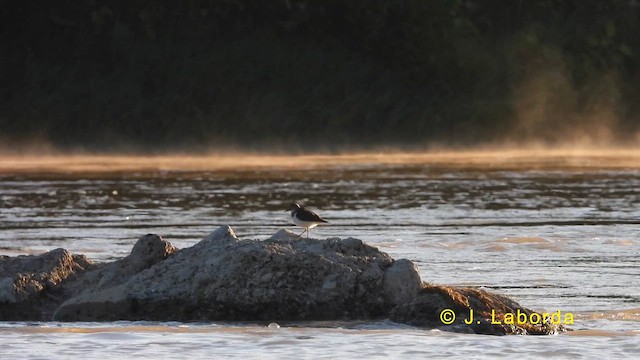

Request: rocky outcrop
left=0, top=226, right=567, bottom=335
left=0, top=234, right=176, bottom=321
left=390, top=285, right=568, bottom=335
left=65, top=234, right=177, bottom=293
left=53, top=227, right=412, bottom=322
left=0, top=248, right=93, bottom=320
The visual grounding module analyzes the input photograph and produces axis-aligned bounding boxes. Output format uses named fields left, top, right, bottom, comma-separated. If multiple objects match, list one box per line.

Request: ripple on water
left=1, top=164, right=640, bottom=357
left=0, top=320, right=638, bottom=358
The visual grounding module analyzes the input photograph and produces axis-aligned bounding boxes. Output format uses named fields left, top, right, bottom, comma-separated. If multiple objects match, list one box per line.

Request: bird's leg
left=298, top=228, right=307, bottom=237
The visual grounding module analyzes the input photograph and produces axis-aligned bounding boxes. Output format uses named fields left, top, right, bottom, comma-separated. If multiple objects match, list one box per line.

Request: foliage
left=1, top=0, right=639, bottom=151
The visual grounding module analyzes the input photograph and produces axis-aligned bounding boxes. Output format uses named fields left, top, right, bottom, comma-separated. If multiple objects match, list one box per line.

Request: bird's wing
left=297, top=208, right=328, bottom=223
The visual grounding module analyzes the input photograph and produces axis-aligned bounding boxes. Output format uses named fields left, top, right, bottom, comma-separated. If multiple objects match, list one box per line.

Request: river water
left=0, top=151, right=639, bottom=358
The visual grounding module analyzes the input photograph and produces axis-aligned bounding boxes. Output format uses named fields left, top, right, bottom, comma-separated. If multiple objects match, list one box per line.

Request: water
left=1, top=153, right=639, bottom=358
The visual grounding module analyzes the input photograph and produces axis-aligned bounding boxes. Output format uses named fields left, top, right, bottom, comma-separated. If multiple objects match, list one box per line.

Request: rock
left=53, top=226, right=401, bottom=322
left=383, top=259, right=422, bottom=306
left=0, top=226, right=569, bottom=335
left=201, top=225, right=240, bottom=244
left=0, top=234, right=176, bottom=321
left=342, top=237, right=363, bottom=249
left=129, top=234, right=177, bottom=269
left=0, top=248, right=93, bottom=320
left=389, top=285, right=568, bottom=335
left=67, top=234, right=176, bottom=294
left=267, top=229, right=301, bottom=242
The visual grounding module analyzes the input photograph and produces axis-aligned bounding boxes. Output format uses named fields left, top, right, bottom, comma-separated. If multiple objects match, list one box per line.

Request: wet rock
left=0, top=248, right=93, bottom=320
left=389, top=285, right=568, bottom=335
left=0, top=234, right=176, bottom=321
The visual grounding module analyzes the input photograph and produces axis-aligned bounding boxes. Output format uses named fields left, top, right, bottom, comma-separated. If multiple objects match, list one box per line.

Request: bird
left=286, top=203, right=328, bottom=238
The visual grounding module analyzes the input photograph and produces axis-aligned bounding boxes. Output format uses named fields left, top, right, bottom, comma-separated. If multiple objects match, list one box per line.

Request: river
left=0, top=150, right=638, bottom=358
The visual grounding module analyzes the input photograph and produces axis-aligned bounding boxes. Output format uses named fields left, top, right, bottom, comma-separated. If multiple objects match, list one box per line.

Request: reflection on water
left=0, top=152, right=639, bottom=357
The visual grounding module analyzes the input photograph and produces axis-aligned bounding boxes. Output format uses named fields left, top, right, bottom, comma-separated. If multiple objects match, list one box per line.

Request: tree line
left=1, top=0, right=639, bottom=151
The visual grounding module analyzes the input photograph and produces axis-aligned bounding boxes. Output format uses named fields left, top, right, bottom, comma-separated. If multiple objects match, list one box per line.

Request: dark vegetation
left=1, top=0, right=640, bottom=152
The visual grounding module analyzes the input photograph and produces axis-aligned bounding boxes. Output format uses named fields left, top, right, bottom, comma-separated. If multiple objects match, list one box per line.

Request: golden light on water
left=0, top=148, right=639, bottom=173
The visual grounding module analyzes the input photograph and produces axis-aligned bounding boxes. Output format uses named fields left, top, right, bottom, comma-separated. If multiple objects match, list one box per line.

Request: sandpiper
left=286, top=203, right=328, bottom=238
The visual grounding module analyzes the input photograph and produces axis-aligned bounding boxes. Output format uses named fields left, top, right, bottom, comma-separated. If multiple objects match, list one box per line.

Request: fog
left=506, top=57, right=627, bottom=147
left=1, top=147, right=639, bottom=175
